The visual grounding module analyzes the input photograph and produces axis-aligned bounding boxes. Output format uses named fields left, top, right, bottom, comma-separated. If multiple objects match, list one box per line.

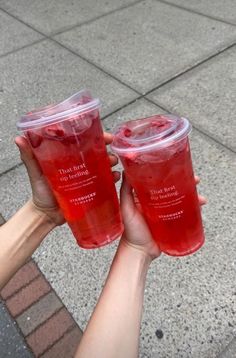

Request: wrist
left=28, top=199, right=57, bottom=229
left=105, top=238, right=151, bottom=300
left=8, top=200, right=56, bottom=248
left=119, top=237, right=152, bottom=268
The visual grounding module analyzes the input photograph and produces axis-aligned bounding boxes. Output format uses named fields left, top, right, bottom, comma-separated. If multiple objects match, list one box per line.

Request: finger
left=120, top=172, right=136, bottom=212
left=194, top=175, right=200, bottom=185
left=112, top=171, right=121, bottom=183
left=103, top=132, right=113, bottom=145
left=15, top=136, right=43, bottom=182
left=198, top=195, right=207, bottom=206
left=108, top=153, right=118, bottom=167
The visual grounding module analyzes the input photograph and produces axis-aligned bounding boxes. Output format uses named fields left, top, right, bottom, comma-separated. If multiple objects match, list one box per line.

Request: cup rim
left=17, top=90, right=101, bottom=131
left=111, top=115, right=191, bottom=154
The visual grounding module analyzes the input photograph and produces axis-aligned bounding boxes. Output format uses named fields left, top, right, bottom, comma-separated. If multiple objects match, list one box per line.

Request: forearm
left=75, top=239, right=151, bottom=358
left=0, top=200, right=56, bottom=289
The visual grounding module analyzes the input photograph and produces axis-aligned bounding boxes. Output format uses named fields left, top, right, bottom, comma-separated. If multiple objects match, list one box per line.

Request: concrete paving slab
left=218, top=337, right=236, bottom=358
left=0, top=0, right=140, bottom=36
left=147, top=45, right=236, bottom=152
left=102, top=98, right=165, bottom=131
left=0, top=39, right=137, bottom=175
left=55, top=0, right=236, bottom=94
left=0, top=99, right=235, bottom=357
left=0, top=214, right=5, bottom=226
left=139, top=130, right=236, bottom=358
left=0, top=9, right=42, bottom=57
left=161, top=0, right=236, bottom=25
left=0, top=301, right=33, bottom=358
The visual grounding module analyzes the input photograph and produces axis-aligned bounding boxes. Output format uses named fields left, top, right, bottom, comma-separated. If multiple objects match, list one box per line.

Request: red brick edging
left=0, top=215, right=82, bottom=357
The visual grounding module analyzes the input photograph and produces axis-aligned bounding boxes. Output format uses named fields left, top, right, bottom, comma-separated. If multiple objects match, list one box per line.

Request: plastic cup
left=17, top=90, right=123, bottom=249
left=111, top=114, right=205, bottom=256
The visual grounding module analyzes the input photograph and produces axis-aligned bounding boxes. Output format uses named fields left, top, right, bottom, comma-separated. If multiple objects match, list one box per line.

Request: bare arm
left=0, top=200, right=55, bottom=290
left=75, top=240, right=151, bottom=358
left=75, top=175, right=206, bottom=358
left=75, top=176, right=160, bottom=358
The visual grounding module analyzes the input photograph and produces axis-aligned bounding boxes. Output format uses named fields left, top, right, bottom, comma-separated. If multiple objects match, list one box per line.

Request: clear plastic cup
left=17, top=90, right=123, bottom=249
left=111, top=114, right=205, bottom=256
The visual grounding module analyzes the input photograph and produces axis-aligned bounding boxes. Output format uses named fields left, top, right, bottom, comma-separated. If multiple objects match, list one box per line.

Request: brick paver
left=5, top=276, right=51, bottom=317
left=41, top=326, right=83, bottom=358
left=16, top=291, right=63, bottom=336
left=1, top=261, right=40, bottom=300
left=26, top=307, right=76, bottom=356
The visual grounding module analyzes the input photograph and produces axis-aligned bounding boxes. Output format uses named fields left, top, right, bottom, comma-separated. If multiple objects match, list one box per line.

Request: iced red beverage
left=111, top=115, right=204, bottom=256
left=17, top=90, right=123, bottom=248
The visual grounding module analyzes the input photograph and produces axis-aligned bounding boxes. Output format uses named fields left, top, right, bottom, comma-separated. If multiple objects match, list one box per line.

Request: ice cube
left=43, top=124, right=65, bottom=139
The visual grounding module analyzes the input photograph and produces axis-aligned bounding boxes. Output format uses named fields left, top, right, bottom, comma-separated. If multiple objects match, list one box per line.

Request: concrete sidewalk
left=0, top=301, right=32, bottom=358
left=0, top=0, right=235, bottom=357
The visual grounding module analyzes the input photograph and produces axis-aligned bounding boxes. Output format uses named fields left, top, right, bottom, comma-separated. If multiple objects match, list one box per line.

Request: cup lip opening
left=110, top=115, right=192, bottom=154
left=17, top=90, right=101, bottom=131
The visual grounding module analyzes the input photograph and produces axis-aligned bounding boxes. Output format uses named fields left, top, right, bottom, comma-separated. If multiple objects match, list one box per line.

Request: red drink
left=17, top=91, right=123, bottom=248
left=111, top=115, right=204, bottom=256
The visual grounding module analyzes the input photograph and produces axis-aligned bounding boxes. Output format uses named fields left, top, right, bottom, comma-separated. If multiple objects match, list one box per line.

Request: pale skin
left=0, top=133, right=121, bottom=288
left=0, top=133, right=206, bottom=357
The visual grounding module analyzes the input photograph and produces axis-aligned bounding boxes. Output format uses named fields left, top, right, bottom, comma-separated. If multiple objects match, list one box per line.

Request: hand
left=15, top=133, right=120, bottom=226
left=120, top=174, right=207, bottom=261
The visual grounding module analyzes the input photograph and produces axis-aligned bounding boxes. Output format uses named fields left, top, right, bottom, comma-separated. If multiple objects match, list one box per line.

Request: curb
left=0, top=215, right=82, bottom=357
